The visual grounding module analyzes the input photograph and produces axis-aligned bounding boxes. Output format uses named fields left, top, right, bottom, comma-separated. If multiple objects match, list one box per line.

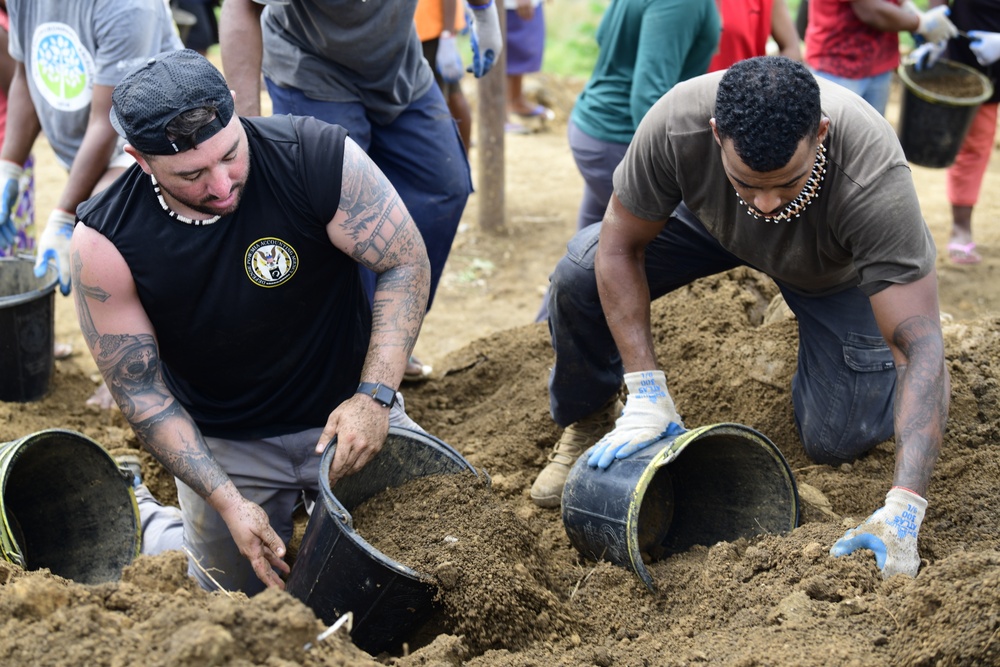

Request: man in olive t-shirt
left=532, top=57, right=949, bottom=582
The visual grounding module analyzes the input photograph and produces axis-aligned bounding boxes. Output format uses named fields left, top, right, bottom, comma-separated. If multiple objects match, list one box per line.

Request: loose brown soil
left=1, top=70, right=999, bottom=666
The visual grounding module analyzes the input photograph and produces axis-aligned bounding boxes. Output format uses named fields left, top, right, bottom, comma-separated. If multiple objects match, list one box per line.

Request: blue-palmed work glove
left=436, top=31, right=465, bottom=83
left=33, top=209, right=76, bottom=295
left=587, top=370, right=685, bottom=469
left=910, top=40, right=947, bottom=71
left=905, top=2, right=959, bottom=44
left=830, top=487, right=927, bottom=579
left=0, top=160, right=23, bottom=250
left=466, top=0, right=502, bottom=77
left=968, top=30, right=1000, bottom=66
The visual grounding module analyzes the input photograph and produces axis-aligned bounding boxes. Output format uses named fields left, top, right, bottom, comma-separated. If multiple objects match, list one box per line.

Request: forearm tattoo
left=74, top=253, right=228, bottom=498
left=892, top=315, right=949, bottom=492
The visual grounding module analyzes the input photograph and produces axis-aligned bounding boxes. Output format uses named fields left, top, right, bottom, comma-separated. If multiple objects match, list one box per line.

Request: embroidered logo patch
left=245, top=238, right=297, bottom=287
left=30, top=23, right=95, bottom=112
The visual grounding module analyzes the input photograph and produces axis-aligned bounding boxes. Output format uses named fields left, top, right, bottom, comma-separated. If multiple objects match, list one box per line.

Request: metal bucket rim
left=898, top=59, right=995, bottom=107
left=0, top=257, right=59, bottom=309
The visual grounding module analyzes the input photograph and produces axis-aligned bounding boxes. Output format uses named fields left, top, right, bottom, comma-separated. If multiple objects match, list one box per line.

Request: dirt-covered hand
left=316, top=394, right=390, bottom=485
left=586, top=370, right=684, bottom=469
left=830, top=487, right=927, bottom=579
left=219, top=494, right=289, bottom=590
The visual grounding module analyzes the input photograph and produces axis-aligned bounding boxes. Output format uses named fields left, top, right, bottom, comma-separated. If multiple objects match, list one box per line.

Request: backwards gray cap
left=110, top=49, right=235, bottom=155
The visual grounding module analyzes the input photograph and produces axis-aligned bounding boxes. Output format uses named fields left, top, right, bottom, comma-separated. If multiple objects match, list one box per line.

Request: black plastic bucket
left=0, top=429, right=141, bottom=583
left=286, top=426, right=478, bottom=655
left=0, top=257, right=59, bottom=402
left=897, top=59, right=994, bottom=168
left=561, top=423, right=799, bottom=591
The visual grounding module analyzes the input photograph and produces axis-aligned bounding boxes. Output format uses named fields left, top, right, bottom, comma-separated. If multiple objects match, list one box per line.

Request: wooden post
left=475, top=5, right=506, bottom=232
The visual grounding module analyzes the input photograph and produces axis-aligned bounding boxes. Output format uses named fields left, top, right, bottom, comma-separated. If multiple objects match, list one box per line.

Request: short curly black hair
left=714, top=56, right=821, bottom=172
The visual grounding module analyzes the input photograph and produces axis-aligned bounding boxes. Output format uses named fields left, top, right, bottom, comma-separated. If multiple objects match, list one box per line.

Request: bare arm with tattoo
left=69, top=224, right=289, bottom=589
left=869, top=271, right=951, bottom=497
left=316, top=137, right=432, bottom=483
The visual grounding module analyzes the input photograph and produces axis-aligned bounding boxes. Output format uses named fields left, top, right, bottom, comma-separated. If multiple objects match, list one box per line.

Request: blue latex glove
left=436, top=32, right=465, bottom=84
left=587, top=370, right=685, bottom=469
left=968, top=30, right=1000, bottom=67
left=905, top=2, right=958, bottom=44
left=830, top=487, right=927, bottom=579
left=33, top=209, right=76, bottom=295
left=0, top=160, right=24, bottom=251
left=466, top=0, right=503, bottom=78
left=910, top=40, right=947, bottom=71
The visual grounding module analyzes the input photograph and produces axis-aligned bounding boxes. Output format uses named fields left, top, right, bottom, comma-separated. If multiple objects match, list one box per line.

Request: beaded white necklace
left=737, top=143, right=828, bottom=224
left=151, top=174, right=221, bottom=226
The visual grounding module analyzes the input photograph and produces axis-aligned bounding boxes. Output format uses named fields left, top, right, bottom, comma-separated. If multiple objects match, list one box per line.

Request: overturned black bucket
left=286, top=426, right=478, bottom=655
left=0, top=429, right=141, bottom=583
left=562, top=423, right=799, bottom=591
left=897, top=59, right=994, bottom=168
left=0, top=257, right=59, bottom=402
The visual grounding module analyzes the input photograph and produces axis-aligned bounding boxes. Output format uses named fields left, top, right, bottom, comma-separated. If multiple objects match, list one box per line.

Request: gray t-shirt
left=256, top=0, right=434, bottom=126
left=7, top=0, right=182, bottom=169
left=615, top=71, right=936, bottom=297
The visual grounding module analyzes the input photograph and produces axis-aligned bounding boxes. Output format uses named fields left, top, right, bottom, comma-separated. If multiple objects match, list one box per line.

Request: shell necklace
left=151, top=174, right=221, bottom=226
left=738, top=143, right=827, bottom=223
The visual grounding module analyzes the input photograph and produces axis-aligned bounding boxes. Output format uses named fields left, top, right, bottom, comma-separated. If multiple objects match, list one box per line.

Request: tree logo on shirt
left=29, top=23, right=95, bottom=112
left=245, top=238, right=298, bottom=288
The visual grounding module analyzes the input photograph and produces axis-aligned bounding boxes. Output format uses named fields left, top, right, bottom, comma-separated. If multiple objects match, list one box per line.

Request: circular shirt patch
left=245, top=238, right=297, bottom=287
left=30, top=23, right=96, bottom=112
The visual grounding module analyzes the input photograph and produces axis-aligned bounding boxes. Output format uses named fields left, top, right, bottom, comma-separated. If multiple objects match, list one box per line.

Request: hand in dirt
left=587, top=371, right=684, bottom=469
left=217, top=490, right=289, bottom=589
left=830, top=487, right=927, bottom=579
left=316, top=394, right=390, bottom=485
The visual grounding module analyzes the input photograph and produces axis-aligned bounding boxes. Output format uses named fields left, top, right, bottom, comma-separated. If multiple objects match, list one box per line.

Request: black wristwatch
left=356, top=381, right=397, bottom=408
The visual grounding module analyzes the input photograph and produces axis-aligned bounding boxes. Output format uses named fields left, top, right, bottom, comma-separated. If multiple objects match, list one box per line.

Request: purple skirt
left=506, top=6, right=545, bottom=75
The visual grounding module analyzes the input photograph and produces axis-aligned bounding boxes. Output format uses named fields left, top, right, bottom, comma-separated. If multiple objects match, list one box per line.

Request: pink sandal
left=947, top=241, right=981, bottom=265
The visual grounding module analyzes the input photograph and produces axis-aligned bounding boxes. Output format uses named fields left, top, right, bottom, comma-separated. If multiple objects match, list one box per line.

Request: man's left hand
left=218, top=493, right=289, bottom=590
left=830, top=487, right=927, bottom=579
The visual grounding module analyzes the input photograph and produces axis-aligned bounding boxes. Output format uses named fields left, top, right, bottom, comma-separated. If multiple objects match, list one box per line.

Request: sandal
left=403, top=355, right=433, bottom=383
left=511, top=104, right=555, bottom=122
left=947, top=241, right=981, bottom=265
left=53, top=342, right=74, bottom=360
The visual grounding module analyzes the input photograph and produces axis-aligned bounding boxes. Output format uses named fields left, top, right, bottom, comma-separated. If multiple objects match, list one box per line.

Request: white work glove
left=587, top=370, right=685, bottom=469
left=830, top=487, right=927, bottom=579
left=0, top=160, right=23, bottom=251
left=466, top=0, right=503, bottom=77
left=436, top=31, right=465, bottom=83
left=906, top=2, right=959, bottom=44
left=33, top=209, right=76, bottom=295
left=967, top=30, right=1000, bottom=67
left=910, top=40, right=947, bottom=71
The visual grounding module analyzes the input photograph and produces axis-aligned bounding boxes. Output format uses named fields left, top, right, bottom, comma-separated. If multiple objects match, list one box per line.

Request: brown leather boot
left=530, top=397, right=623, bottom=508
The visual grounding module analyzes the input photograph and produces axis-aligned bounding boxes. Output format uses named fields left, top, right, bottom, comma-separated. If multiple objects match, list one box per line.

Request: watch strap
left=356, top=381, right=397, bottom=408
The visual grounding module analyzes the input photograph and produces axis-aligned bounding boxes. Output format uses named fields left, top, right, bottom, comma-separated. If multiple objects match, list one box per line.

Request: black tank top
left=79, top=115, right=370, bottom=439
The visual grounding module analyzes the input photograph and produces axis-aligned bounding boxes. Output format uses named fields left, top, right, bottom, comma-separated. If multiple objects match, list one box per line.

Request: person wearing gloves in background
left=532, top=56, right=949, bottom=581
left=415, top=0, right=474, bottom=151
left=0, top=0, right=182, bottom=404
left=910, top=0, right=1000, bottom=265
left=219, top=0, right=502, bottom=384
left=805, top=0, right=959, bottom=115
left=72, top=50, right=431, bottom=593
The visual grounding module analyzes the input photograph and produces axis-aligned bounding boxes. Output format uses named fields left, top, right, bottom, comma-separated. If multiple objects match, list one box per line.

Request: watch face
left=358, top=382, right=396, bottom=408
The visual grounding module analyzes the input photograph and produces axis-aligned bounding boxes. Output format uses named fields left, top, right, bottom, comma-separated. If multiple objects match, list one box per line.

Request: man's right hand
left=218, top=492, right=289, bottom=589
left=0, top=160, right=23, bottom=250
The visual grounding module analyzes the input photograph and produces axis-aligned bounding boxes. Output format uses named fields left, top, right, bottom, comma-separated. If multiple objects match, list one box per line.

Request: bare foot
left=86, top=381, right=118, bottom=410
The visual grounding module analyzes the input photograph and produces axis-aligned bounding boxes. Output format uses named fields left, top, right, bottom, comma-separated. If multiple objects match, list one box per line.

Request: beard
left=157, top=159, right=251, bottom=219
